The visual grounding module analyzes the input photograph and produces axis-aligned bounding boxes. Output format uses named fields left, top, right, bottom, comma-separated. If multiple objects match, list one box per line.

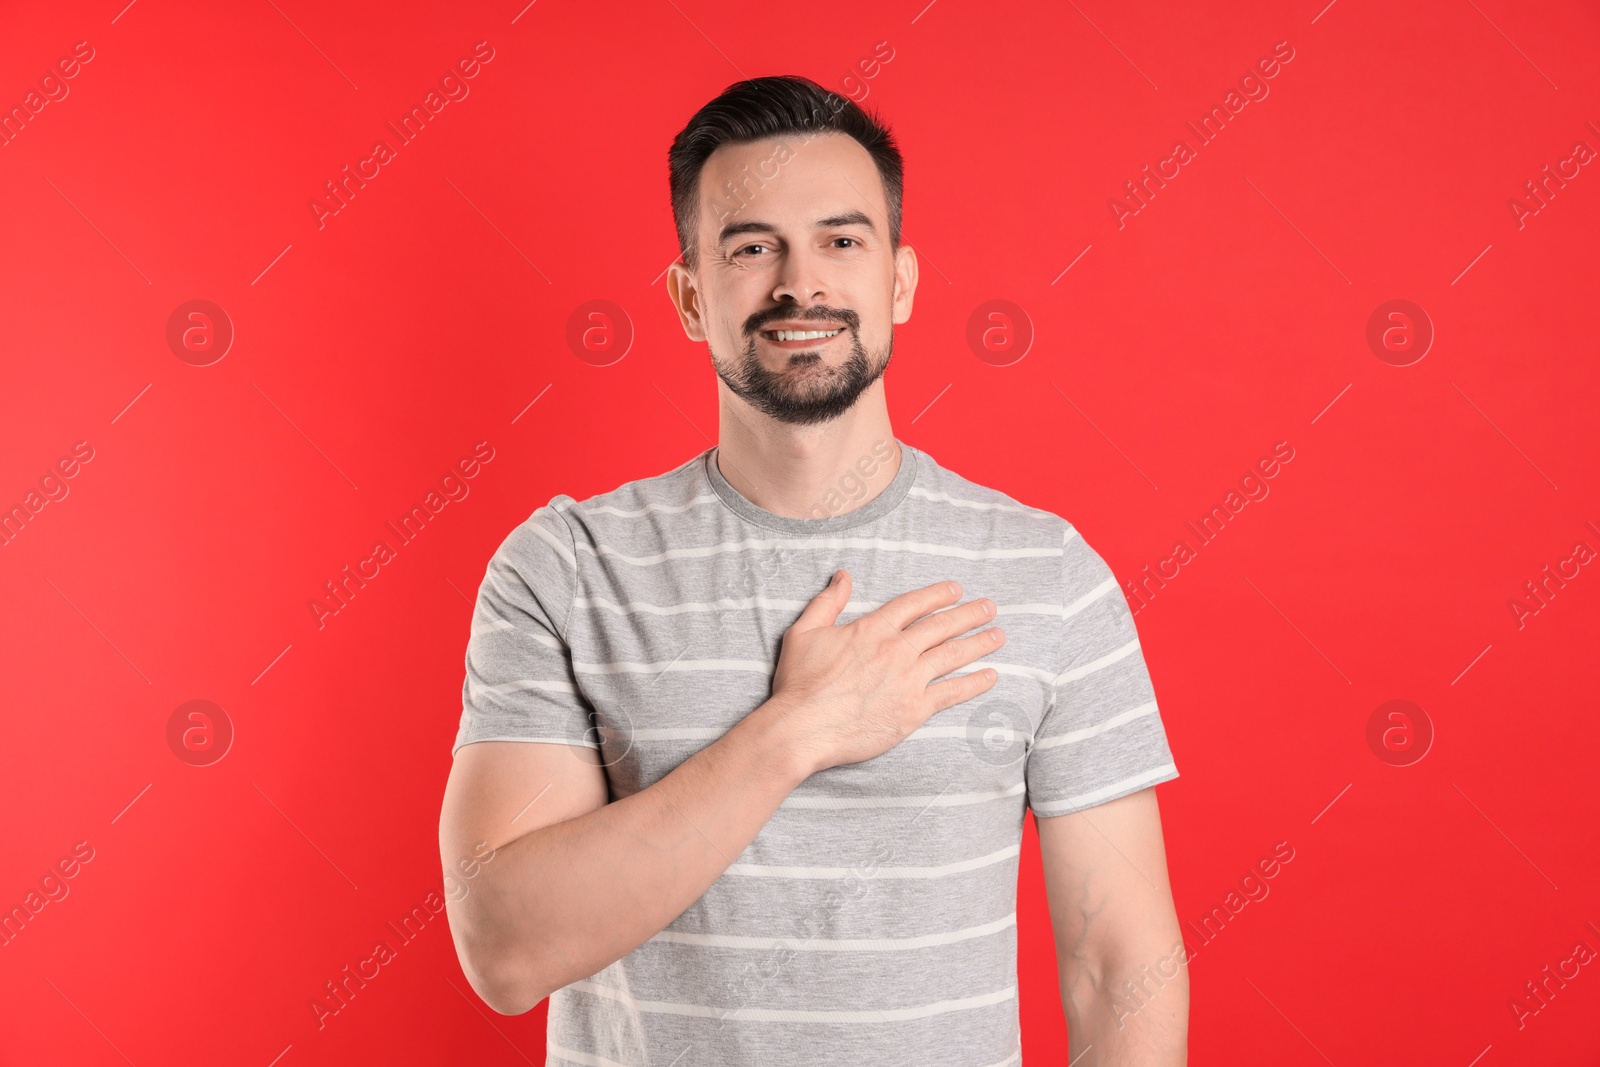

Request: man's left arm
left=1036, top=786, right=1188, bottom=1067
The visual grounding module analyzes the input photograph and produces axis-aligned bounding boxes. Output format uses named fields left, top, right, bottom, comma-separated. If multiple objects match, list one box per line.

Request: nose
left=771, top=242, right=829, bottom=308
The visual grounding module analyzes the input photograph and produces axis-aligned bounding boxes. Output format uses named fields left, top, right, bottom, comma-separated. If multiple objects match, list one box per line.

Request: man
left=439, top=75, right=1186, bottom=1066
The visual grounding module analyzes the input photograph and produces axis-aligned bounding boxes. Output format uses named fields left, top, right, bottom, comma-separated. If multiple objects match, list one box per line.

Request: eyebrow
left=716, top=210, right=877, bottom=246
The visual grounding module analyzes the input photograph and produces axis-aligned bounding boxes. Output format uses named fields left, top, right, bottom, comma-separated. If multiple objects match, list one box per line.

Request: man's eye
left=737, top=244, right=770, bottom=256
left=834, top=238, right=860, bottom=248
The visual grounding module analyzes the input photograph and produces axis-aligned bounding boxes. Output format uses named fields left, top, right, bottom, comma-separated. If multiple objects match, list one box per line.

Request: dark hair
left=668, top=75, right=903, bottom=272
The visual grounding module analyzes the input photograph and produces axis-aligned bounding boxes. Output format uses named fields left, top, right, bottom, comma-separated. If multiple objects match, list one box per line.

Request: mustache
left=745, top=308, right=860, bottom=334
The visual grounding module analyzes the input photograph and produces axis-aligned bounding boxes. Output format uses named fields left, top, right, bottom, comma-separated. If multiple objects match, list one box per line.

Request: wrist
left=747, top=695, right=822, bottom=786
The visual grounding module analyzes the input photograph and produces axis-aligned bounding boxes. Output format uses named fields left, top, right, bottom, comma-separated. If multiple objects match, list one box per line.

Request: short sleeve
left=452, top=498, right=598, bottom=757
left=1025, top=525, right=1179, bottom=818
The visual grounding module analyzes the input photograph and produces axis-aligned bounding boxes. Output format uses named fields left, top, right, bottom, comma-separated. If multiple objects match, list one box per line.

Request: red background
left=3, top=0, right=1598, bottom=1063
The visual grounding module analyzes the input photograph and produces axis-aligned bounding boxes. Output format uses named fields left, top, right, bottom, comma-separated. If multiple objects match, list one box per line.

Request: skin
left=665, top=131, right=915, bottom=519
left=439, top=125, right=1186, bottom=1064
left=1039, top=791, right=1189, bottom=1066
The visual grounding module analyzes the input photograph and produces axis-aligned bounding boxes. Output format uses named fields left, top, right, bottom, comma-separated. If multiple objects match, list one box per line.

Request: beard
left=712, top=309, right=893, bottom=426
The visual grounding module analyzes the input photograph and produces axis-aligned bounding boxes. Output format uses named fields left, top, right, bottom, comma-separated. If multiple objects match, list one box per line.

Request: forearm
left=454, top=698, right=812, bottom=1013
left=1061, top=940, right=1189, bottom=1067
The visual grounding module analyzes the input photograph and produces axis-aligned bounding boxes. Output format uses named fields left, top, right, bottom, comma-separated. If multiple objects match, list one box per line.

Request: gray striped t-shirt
left=453, top=439, right=1179, bottom=1067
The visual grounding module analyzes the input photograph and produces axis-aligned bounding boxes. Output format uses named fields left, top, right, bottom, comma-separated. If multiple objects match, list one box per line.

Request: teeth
left=769, top=328, right=842, bottom=341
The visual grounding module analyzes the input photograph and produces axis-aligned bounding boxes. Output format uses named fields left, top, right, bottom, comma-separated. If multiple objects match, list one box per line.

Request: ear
left=665, top=260, right=708, bottom=342
left=891, top=243, right=918, bottom=325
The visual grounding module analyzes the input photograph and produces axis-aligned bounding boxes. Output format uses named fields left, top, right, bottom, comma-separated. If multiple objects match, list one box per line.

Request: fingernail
left=830, top=570, right=842, bottom=586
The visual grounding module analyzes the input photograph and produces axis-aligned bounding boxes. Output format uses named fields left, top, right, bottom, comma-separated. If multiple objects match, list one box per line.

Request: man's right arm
left=440, top=695, right=812, bottom=1015
left=439, top=569, right=1007, bottom=1015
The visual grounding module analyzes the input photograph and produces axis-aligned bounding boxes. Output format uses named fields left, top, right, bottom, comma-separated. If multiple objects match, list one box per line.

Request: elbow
left=461, top=951, right=550, bottom=1016
left=482, top=978, right=548, bottom=1017
left=450, top=919, right=552, bottom=1016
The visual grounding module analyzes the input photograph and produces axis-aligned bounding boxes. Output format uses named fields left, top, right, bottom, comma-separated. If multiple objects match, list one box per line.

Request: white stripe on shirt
left=780, top=783, right=1024, bottom=810
left=1032, top=701, right=1159, bottom=751
left=724, top=844, right=1019, bottom=879
left=1029, top=762, right=1178, bottom=816
left=564, top=978, right=1017, bottom=1023
left=581, top=536, right=1063, bottom=566
left=649, top=911, right=1016, bottom=951
left=525, top=509, right=576, bottom=569
left=1053, top=637, right=1141, bottom=685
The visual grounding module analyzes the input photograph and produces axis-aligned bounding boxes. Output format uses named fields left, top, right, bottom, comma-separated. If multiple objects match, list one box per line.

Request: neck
left=714, top=385, right=900, bottom=520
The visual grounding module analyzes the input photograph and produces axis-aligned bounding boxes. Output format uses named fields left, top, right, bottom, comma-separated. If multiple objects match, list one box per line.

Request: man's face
left=668, top=131, right=917, bottom=427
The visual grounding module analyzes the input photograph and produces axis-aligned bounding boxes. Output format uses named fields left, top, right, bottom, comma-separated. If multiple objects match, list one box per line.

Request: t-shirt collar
left=703, top=439, right=919, bottom=535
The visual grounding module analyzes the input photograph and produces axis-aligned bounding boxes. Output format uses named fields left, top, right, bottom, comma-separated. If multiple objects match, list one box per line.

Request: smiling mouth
left=760, top=327, right=845, bottom=342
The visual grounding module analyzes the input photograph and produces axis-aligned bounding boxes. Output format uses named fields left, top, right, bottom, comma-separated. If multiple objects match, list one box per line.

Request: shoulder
left=498, top=450, right=712, bottom=561
left=906, top=445, right=1073, bottom=549
left=907, top=446, right=1124, bottom=604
